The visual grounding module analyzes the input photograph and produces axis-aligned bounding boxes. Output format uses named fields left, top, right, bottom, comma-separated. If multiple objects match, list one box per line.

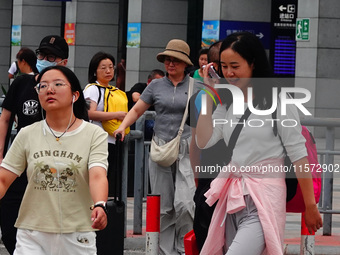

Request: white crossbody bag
left=150, top=77, right=194, bottom=167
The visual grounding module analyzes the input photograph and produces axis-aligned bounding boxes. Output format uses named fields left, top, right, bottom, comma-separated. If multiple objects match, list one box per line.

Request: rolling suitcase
left=96, top=134, right=125, bottom=255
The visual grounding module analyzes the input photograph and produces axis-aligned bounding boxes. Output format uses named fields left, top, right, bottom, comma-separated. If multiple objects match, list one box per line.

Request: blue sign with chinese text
left=220, top=21, right=271, bottom=49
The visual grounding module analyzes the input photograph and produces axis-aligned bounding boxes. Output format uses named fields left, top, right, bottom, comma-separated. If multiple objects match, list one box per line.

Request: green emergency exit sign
left=296, top=18, right=310, bottom=41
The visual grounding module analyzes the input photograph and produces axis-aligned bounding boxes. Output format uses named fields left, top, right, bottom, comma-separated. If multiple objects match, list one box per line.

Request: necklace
left=45, top=118, right=77, bottom=141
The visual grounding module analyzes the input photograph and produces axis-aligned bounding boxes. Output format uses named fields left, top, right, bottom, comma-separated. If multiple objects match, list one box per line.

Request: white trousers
left=14, top=229, right=96, bottom=255
left=149, top=136, right=196, bottom=255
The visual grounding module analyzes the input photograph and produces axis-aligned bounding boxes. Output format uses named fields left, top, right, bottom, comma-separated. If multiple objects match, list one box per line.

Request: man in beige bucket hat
left=114, top=39, right=196, bottom=255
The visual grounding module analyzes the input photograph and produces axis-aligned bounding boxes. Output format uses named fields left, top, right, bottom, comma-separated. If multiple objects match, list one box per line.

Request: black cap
left=37, top=35, right=69, bottom=59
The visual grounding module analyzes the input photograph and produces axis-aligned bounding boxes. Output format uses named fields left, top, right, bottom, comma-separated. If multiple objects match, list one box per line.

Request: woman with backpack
left=196, top=32, right=322, bottom=254
left=83, top=52, right=129, bottom=197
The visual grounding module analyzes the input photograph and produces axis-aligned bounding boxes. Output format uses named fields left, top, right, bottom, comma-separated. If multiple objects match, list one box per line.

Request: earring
left=94, top=73, right=96, bottom=76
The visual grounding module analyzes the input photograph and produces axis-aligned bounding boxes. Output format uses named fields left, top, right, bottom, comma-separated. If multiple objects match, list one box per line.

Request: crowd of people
left=0, top=32, right=322, bottom=255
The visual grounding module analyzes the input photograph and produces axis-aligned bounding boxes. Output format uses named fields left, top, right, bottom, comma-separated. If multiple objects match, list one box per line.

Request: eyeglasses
left=35, top=80, right=70, bottom=94
left=97, top=65, right=115, bottom=71
left=36, top=50, right=58, bottom=62
left=164, top=57, right=182, bottom=65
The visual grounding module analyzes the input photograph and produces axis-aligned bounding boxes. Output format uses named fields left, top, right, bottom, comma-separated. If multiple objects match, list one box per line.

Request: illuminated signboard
left=270, top=0, right=298, bottom=76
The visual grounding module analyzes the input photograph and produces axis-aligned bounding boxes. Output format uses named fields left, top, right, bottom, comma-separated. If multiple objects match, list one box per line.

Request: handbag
left=149, top=77, right=194, bottom=167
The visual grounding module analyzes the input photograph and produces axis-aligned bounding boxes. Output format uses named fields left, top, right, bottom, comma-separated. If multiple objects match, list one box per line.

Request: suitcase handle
left=114, top=133, right=123, bottom=202
left=116, top=133, right=122, bottom=142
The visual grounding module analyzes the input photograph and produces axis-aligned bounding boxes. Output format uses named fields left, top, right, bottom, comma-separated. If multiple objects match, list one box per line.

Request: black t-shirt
left=2, top=74, right=41, bottom=194
left=127, top=82, right=156, bottom=111
left=127, top=82, right=147, bottom=110
left=2, top=74, right=42, bottom=132
left=130, top=82, right=147, bottom=95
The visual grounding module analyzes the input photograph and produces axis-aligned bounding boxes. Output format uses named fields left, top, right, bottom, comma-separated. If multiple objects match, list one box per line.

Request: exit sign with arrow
left=296, top=18, right=310, bottom=41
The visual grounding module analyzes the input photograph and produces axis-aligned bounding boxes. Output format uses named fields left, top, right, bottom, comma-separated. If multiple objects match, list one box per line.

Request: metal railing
left=123, top=111, right=156, bottom=235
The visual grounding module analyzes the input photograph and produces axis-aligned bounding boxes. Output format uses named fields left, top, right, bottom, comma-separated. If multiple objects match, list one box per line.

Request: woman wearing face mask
left=0, top=65, right=108, bottom=255
left=196, top=32, right=322, bottom=255
left=0, top=35, right=69, bottom=255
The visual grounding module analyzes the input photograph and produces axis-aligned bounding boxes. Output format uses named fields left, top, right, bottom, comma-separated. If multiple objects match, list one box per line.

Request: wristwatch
left=90, top=201, right=108, bottom=216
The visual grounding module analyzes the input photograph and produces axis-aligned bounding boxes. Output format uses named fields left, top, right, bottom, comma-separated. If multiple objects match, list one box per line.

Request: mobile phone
left=203, top=65, right=220, bottom=79
left=208, top=66, right=220, bottom=79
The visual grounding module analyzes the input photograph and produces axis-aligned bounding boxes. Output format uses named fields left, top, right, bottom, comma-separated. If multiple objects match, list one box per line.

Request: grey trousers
left=149, top=136, right=196, bottom=255
left=224, top=195, right=266, bottom=255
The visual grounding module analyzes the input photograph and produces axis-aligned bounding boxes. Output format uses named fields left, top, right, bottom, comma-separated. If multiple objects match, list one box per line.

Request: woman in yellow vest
left=83, top=52, right=129, bottom=197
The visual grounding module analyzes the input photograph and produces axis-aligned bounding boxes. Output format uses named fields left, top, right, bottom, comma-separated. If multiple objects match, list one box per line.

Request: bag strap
left=177, top=77, right=194, bottom=136
left=85, top=83, right=118, bottom=106
left=96, top=86, right=102, bottom=106
left=93, top=82, right=117, bottom=91
left=272, top=103, right=289, bottom=157
left=84, top=83, right=102, bottom=105
left=227, top=98, right=258, bottom=160
left=272, top=102, right=298, bottom=202
left=268, top=87, right=287, bottom=154
left=272, top=108, right=278, bottom=137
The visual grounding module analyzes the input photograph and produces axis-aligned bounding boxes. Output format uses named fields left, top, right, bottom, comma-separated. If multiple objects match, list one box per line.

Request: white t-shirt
left=199, top=98, right=307, bottom=195
left=8, top=61, right=17, bottom=75
left=201, top=98, right=307, bottom=168
left=83, top=83, right=116, bottom=144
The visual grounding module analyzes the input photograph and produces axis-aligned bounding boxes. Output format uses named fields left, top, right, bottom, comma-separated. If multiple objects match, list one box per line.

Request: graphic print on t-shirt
left=22, top=100, right=39, bottom=116
left=33, top=161, right=79, bottom=192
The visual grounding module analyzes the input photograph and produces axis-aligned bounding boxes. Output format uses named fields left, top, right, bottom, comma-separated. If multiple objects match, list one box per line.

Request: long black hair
left=37, top=66, right=89, bottom=120
left=219, top=32, right=274, bottom=109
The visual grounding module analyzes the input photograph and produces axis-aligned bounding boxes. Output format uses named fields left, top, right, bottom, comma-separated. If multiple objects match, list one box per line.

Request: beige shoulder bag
left=150, top=77, right=194, bottom=167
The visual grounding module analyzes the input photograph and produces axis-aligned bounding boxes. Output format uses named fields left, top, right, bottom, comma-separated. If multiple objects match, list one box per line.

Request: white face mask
left=36, top=59, right=64, bottom=73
